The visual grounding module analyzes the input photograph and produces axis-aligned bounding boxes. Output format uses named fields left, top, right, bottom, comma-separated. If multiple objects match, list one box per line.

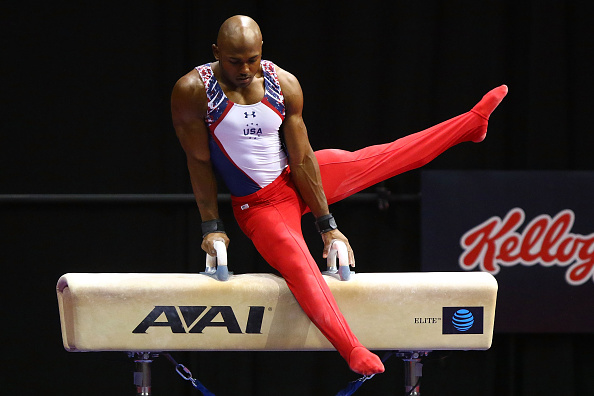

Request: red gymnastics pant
left=231, top=86, right=506, bottom=370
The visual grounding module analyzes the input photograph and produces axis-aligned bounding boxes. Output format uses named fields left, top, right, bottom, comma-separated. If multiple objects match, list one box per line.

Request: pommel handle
left=204, top=240, right=229, bottom=281
left=327, top=240, right=352, bottom=281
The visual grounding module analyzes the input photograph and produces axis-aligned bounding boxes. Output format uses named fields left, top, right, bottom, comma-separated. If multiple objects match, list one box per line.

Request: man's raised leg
left=315, top=86, right=508, bottom=204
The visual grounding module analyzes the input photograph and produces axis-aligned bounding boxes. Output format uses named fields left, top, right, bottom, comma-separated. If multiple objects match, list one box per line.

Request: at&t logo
left=442, top=307, right=484, bottom=334
left=451, top=309, right=474, bottom=331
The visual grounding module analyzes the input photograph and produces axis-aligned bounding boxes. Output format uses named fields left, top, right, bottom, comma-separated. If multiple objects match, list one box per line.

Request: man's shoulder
left=271, top=64, right=300, bottom=94
left=269, top=63, right=295, bottom=80
left=176, top=68, right=206, bottom=92
left=173, top=69, right=208, bottom=101
left=172, top=68, right=208, bottom=115
left=268, top=63, right=302, bottom=113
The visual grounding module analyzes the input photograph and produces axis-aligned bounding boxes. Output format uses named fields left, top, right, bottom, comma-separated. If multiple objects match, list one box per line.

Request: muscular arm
left=279, top=72, right=328, bottom=218
left=171, top=70, right=229, bottom=254
left=277, top=68, right=355, bottom=264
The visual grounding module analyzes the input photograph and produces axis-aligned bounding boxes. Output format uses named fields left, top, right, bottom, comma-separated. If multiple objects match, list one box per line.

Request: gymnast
left=171, top=15, right=507, bottom=375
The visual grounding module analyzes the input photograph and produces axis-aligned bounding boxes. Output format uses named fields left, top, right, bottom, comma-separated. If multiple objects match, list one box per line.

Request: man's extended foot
left=470, top=85, right=508, bottom=142
left=348, top=346, right=385, bottom=375
left=472, top=85, right=508, bottom=120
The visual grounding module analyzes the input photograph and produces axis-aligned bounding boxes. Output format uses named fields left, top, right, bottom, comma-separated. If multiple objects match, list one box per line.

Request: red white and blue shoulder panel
left=261, top=60, right=285, bottom=118
left=196, top=64, right=230, bottom=127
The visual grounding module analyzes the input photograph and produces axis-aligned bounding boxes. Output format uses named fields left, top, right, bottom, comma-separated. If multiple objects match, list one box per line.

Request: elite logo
left=459, top=208, right=594, bottom=286
left=442, top=307, right=484, bottom=334
left=133, top=305, right=266, bottom=334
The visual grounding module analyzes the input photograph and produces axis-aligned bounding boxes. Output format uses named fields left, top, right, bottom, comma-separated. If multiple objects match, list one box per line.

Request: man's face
left=213, top=39, right=262, bottom=89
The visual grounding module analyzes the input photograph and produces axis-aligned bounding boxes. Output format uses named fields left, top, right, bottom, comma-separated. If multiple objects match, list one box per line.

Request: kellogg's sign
left=421, top=171, right=594, bottom=332
left=460, top=208, right=594, bottom=286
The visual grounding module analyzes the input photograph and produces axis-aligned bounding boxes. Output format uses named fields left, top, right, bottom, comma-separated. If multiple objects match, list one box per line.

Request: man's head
left=213, top=15, right=263, bottom=88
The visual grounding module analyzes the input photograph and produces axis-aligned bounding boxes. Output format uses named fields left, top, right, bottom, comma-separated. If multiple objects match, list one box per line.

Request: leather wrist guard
left=201, top=219, right=226, bottom=238
left=315, top=213, right=337, bottom=234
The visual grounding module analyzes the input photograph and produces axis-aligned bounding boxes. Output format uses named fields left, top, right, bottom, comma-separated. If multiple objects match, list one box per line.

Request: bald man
left=172, top=15, right=507, bottom=375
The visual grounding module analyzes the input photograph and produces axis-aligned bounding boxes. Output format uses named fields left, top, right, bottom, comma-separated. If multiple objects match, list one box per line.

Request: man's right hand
left=201, top=232, right=230, bottom=256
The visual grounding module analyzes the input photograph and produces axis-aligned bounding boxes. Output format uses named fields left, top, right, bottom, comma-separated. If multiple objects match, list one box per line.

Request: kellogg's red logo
left=459, top=208, right=594, bottom=286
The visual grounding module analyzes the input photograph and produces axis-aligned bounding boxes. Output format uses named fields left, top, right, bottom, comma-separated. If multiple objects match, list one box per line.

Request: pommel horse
left=57, top=242, right=498, bottom=395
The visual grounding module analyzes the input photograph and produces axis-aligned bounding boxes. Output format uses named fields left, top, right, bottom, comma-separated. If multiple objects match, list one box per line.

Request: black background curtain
left=2, top=1, right=593, bottom=395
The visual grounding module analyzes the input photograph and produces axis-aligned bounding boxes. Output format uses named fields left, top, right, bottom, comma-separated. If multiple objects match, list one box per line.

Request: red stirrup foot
left=348, top=347, right=385, bottom=375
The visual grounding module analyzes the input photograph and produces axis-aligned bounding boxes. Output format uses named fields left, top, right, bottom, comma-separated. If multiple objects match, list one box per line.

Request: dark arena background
left=3, top=2, right=593, bottom=395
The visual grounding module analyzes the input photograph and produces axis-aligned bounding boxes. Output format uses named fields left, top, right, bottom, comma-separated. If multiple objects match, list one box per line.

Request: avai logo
left=132, top=306, right=266, bottom=334
left=442, top=307, right=484, bottom=334
left=459, top=208, right=594, bottom=286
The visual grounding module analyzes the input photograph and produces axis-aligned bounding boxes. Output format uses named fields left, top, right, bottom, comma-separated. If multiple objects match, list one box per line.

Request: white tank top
left=196, top=60, right=288, bottom=196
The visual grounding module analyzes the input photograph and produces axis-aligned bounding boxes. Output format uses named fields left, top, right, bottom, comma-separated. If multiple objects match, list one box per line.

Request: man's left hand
left=321, top=229, right=355, bottom=267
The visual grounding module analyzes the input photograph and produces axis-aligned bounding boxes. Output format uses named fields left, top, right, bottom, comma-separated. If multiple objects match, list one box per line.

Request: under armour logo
left=244, top=111, right=256, bottom=118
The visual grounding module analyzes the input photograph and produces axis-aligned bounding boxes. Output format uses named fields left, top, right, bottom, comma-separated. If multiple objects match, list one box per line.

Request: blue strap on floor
left=335, top=374, right=375, bottom=396
left=184, top=372, right=216, bottom=396
left=334, top=352, right=395, bottom=396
